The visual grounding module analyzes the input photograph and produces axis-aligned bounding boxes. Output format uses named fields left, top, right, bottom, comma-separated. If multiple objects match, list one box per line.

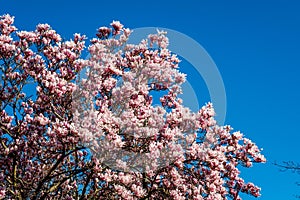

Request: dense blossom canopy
left=0, top=14, right=265, bottom=199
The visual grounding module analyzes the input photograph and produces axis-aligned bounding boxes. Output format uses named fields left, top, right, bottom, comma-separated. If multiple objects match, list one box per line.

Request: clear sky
left=1, top=0, right=300, bottom=199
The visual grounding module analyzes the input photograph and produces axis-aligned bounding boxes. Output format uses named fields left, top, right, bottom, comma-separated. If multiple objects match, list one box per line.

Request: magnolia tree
left=0, top=14, right=266, bottom=200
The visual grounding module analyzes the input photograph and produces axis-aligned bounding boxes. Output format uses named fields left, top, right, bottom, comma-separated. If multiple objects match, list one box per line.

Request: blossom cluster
left=0, top=14, right=265, bottom=200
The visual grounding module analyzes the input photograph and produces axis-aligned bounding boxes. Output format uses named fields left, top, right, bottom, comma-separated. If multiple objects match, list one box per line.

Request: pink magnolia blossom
left=0, top=14, right=265, bottom=200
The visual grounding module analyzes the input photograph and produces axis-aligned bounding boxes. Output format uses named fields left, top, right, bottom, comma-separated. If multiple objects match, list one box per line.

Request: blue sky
left=1, top=0, right=300, bottom=199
